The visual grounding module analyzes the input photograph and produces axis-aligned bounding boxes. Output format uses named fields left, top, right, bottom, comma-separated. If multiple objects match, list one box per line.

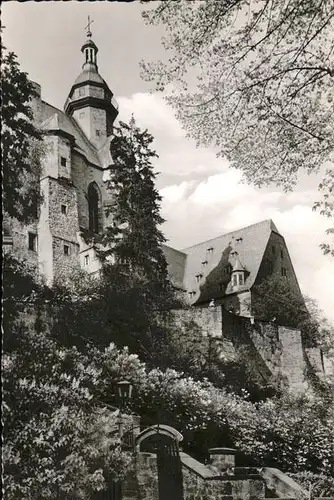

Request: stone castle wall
left=170, top=306, right=324, bottom=392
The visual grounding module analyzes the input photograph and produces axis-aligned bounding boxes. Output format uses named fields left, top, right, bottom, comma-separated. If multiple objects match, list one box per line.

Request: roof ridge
left=181, top=219, right=276, bottom=251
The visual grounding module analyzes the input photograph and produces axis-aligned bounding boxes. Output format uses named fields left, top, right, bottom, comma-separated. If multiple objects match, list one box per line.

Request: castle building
left=5, top=31, right=303, bottom=319
left=5, top=30, right=119, bottom=284
left=164, top=219, right=304, bottom=316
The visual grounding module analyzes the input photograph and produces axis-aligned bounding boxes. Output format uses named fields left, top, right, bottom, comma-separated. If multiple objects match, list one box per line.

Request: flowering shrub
left=3, top=329, right=131, bottom=499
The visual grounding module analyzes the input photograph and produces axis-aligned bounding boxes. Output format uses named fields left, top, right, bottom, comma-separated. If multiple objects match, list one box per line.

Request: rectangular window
left=78, top=87, right=85, bottom=97
left=281, top=267, right=287, bottom=277
left=61, top=204, right=67, bottom=215
left=280, top=249, right=284, bottom=259
left=64, top=244, right=70, bottom=256
left=60, top=157, right=67, bottom=167
left=96, top=129, right=101, bottom=137
left=28, top=232, right=37, bottom=252
left=272, top=245, right=276, bottom=254
left=238, top=273, right=244, bottom=285
left=84, top=254, right=90, bottom=266
left=232, top=274, right=238, bottom=286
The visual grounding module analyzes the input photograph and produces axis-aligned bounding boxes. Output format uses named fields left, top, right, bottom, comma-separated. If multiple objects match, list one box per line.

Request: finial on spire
left=85, top=15, right=94, bottom=38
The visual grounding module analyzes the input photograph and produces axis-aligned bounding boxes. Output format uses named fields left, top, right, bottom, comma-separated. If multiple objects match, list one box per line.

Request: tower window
left=232, top=274, right=238, bottom=287
left=64, top=244, right=70, bottom=256
left=28, top=232, right=37, bottom=252
left=61, top=204, right=68, bottom=215
left=78, top=87, right=85, bottom=97
left=84, top=254, right=90, bottom=266
left=60, top=157, right=67, bottom=167
left=88, top=183, right=100, bottom=234
left=79, top=111, right=85, bottom=119
left=96, top=129, right=101, bottom=137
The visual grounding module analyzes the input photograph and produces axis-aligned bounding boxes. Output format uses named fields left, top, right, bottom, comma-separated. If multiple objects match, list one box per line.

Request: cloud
left=117, top=93, right=228, bottom=183
left=118, top=93, right=184, bottom=137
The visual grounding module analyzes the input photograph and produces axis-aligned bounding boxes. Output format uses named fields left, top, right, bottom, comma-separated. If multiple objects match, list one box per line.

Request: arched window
left=88, top=183, right=100, bottom=233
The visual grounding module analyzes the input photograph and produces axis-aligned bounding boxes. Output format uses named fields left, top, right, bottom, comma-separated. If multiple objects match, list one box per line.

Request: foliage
left=3, top=325, right=132, bottom=499
left=251, top=274, right=307, bottom=326
left=141, top=0, right=334, bottom=251
left=89, top=342, right=333, bottom=473
left=2, top=48, right=44, bottom=224
left=313, top=167, right=334, bottom=256
left=290, top=471, right=334, bottom=498
left=141, top=0, right=334, bottom=188
left=99, top=117, right=168, bottom=284
left=233, top=391, right=333, bottom=473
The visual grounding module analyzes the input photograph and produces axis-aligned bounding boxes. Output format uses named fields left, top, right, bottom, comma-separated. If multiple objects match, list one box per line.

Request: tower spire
left=85, top=15, right=94, bottom=38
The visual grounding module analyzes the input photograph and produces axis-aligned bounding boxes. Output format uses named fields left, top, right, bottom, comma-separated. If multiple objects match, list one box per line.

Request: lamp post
left=116, top=380, right=133, bottom=440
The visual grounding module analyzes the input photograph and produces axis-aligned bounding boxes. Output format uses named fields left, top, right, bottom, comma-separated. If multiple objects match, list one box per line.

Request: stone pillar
left=209, top=448, right=236, bottom=472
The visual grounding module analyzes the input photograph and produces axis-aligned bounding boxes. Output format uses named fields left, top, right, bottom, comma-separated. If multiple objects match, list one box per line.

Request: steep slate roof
left=36, top=101, right=102, bottom=167
left=162, top=244, right=187, bottom=290
left=165, top=219, right=280, bottom=303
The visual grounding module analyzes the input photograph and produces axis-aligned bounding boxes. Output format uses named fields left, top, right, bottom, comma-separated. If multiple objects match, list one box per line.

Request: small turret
left=231, top=252, right=246, bottom=289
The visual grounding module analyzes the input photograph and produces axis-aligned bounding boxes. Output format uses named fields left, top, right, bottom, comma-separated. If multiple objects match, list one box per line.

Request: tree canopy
left=141, top=0, right=334, bottom=188
left=141, top=0, right=334, bottom=252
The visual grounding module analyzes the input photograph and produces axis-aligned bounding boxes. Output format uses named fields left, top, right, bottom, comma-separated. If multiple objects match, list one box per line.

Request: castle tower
left=64, top=23, right=119, bottom=149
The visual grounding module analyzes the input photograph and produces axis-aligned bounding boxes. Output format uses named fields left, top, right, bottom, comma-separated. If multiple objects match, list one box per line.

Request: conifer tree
left=99, top=117, right=171, bottom=303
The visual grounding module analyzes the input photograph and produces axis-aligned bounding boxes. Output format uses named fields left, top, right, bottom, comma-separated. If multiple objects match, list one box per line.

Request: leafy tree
left=251, top=274, right=307, bottom=327
left=2, top=47, right=44, bottom=224
left=141, top=0, right=334, bottom=251
left=251, top=275, right=334, bottom=352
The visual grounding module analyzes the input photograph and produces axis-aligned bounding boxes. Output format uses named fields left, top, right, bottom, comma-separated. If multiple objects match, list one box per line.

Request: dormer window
left=195, top=273, right=203, bottom=282
left=207, top=247, right=214, bottom=253
left=236, top=237, right=243, bottom=243
left=84, top=254, right=90, bottom=266
left=232, top=272, right=244, bottom=287
left=202, top=260, right=208, bottom=267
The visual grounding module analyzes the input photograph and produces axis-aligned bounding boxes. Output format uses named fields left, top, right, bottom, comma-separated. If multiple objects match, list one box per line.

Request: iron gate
left=156, top=432, right=184, bottom=500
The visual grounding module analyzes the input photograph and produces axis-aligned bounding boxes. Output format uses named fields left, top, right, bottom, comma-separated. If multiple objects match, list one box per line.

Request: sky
left=3, top=1, right=334, bottom=321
